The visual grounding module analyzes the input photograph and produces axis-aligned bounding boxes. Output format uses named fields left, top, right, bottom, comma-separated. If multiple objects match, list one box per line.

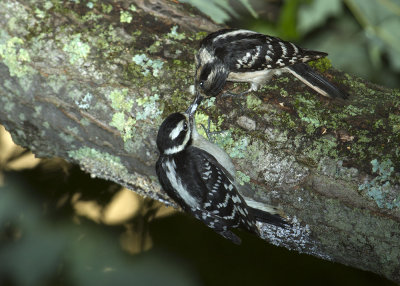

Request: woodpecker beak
left=186, top=91, right=203, bottom=118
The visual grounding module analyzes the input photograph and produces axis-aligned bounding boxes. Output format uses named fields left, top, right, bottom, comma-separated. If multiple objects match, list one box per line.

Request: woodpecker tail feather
left=218, top=230, right=242, bottom=245
left=287, top=63, right=349, bottom=99
left=248, top=207, right=289, bottom=228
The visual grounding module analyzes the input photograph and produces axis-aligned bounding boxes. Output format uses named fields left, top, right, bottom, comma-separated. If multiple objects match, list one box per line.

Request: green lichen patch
left=147, top=40, right=162, bottom=54
left=241, top=137, right=310, bottom=189
left=101, top=3, right=113, bottom=14
left=129, top=4, right=137, bottom=12
left=162, top=91, right=190, bottom=117
left=246, top=94, right=263, bottom=110
left=1, top=1, right=35, bottom=34
left=167, top=26, right=186, bottom=40
left=87, top=24, right=123, bottom=57
left=62, top=34, right=91, bottom=65
left=307, top=57, right=332, bottom=73
left=120, top=11, right=133, bottom=23
left=275, top=111, right=297, bottom=130
left=359, top=159, right=400, bottom=209
left=108, top=88, right=133, bottom=112
left=211, top=129, right=248, bottom=159
left=291, top=94, right=333, bottom=134
left=157, top=59, right=197, bottom=116
left=110, top=112, right=136, bottom=142
left=194, top=31, right=208, bottom=41
left=107, top=88, right=136, bottom=142
left=193, top=112, right=251, bottom=160
left=136, top=93, right=162, bottom=121
left=34, top=8, right=46, bottom=19
left=69, top=148, right=118, bottom=165
left=59, top=131, right=75, bottom=144
left=194, top=112, right=223, bottom=138
left=236, top=170, right=251, bottom=185
left=3, top=100, right=15, bottom=113
left=224, top=135, right=249, bottom=159
left=253, top=74, right=400, bottom=173
left=389, top=113, right=400, bottom=135
left=0, top=37, right=34, bottom=77
left=302, top=136, right=339, bottom=165
left=132, top=53, right=164, bottom=77
left=74, top=92, right=93, bottom=110
left=68, top=147, right=128, bottom=176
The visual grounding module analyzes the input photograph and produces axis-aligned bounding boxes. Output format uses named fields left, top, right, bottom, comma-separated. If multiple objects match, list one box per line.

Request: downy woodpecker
left=195, top=28, right=348, bottom=101
left=156, top=102, right=286, bottom=244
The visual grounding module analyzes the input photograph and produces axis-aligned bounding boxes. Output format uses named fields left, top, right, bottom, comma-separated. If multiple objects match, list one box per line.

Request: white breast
left=191, top=122, right=236, bottom=178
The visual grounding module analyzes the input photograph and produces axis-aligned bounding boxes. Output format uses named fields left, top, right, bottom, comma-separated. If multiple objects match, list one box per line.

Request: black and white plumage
left=195, top=28, right=348, bottom=99
left=155, top=106, right=286, bottom=244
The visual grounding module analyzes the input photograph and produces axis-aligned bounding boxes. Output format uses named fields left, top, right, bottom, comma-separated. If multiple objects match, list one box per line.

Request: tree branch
left=0, top=0, right=399, bottom=283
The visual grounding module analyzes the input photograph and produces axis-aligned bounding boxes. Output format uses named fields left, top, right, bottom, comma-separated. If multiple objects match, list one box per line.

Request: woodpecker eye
left=199, top=81, right=205, bottom=89
left=183, top=122, right=188, bottom=131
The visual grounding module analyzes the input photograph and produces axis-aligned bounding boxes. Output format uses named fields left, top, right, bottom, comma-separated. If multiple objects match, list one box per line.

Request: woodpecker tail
left=218, top=230, right=242, bottom=245
left=287, top=63, right=349, bottom=99
left=248, top=207, right=289, bottom=228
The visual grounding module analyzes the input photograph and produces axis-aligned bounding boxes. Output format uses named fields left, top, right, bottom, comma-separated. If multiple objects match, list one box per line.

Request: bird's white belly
left=227, top=69, right=285, bottom=90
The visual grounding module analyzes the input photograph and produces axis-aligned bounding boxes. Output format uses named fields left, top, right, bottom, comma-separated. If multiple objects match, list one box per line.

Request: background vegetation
left=184, top=0, right=400, bottom=88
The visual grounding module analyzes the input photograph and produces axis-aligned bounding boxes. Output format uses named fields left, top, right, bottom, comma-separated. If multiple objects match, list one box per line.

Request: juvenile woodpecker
left=195, top=28, right=348, bottom=101
left=156, top=102, right=287, bottom=244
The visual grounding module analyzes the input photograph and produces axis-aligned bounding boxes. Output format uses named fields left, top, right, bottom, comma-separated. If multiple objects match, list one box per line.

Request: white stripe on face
left=164, top=117, right=191, bottom=155
left=169, top=120, right=185, bottom=140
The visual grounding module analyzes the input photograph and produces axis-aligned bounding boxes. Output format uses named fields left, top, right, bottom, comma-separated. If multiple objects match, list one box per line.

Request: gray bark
left=0, top=0, right=399, bottom=283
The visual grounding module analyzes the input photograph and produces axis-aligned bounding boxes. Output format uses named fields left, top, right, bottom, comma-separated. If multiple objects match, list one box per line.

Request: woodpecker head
left=195, top=53, right=229, bottom=97
left=156, top=101, right=199, bottom=155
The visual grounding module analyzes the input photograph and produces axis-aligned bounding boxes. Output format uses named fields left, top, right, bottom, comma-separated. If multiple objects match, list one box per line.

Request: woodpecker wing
left=206, top=29, right=327, bottom=72
left=156, top=150, right=253, bottom=244
left=188, top=146, right=259, bottom=234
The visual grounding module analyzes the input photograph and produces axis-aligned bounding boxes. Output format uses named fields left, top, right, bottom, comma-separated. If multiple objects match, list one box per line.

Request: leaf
left=179, top=0, right=258, bottom=23
left=345, top=0, right=400, bottom=71
left=179, top=0, right=232, bottom=23
left=278, top=0, right=300, bottom=40
left=238, top=0, right=258, bottom=19
left=303, top=14, right=372, bottom=79
left=297, top=0, right=343, bottom=36
left=379, top=17, right=400, bottom=70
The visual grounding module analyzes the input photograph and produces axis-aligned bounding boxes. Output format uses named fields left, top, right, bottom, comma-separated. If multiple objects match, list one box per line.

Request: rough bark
left=0, top=0, right=399, bottom=283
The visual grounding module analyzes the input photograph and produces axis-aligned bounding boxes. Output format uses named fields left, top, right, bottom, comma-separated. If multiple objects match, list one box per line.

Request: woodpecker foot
left=221, top=89, right=249, bottom=99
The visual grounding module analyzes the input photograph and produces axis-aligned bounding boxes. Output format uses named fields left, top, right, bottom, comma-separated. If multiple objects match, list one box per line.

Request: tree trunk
left=0, top=0, right=399, bottom=283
